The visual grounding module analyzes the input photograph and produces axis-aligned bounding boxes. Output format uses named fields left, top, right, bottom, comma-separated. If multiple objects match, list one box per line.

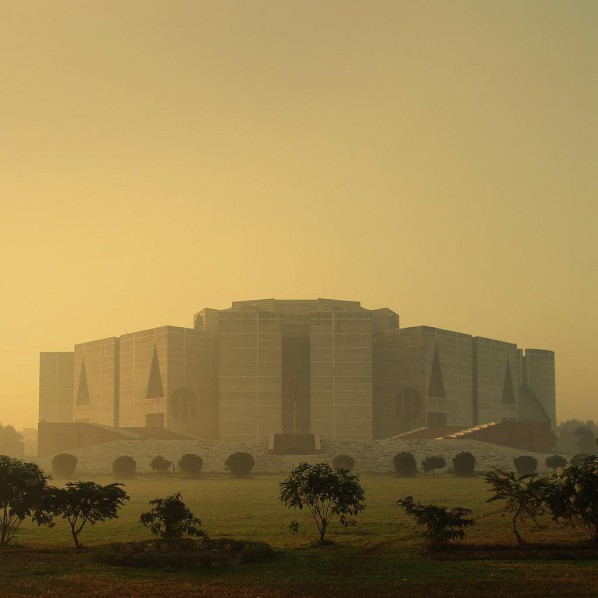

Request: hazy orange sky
left=1, top=1, right=596, bottom=429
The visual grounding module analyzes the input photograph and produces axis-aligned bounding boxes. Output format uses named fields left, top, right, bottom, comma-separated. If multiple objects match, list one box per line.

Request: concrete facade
left=39, top=298, right=556, bottom=443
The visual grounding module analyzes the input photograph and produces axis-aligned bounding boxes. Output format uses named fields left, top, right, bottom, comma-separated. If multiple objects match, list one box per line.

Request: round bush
left=113, top=455, right=137, bottom=478
left=150, top=455, right=172, bottom=475
left=513, top=455, right=538, bottom=475
left=545, top=454, right=568, bottom=471
left=51, top=453, right=78, bottom=478
left=452, top=451, right=476, bottom=476
left=393, top=452, right=417, bottom=477
left=179, top=454, right=204, bottom=477
left=225, top=452, right=255, bottom=477
left=332, top=454, right=355, bottom=471
left=570, top=453, right=594, bottom=467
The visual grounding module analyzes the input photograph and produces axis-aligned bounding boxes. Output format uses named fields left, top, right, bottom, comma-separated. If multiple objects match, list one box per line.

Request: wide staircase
left=438, top=421, right=499, bottom=440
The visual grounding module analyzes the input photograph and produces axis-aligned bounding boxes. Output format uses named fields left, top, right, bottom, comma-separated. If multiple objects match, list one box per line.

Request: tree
left=453, top=451, right=476, bottom=476
left=332, top=454, right=355, bottom=471
left=570, top=453, right=592, bottom=466
left=545, top=454, right=568, bottom=471
left=51, top=453, right=78, bottom=478
left=178, top=454, right=204, bottom=477
left=393, top=452, right=418, bottom=477
left=544, top=455, right=598, bottom=542
left=0, top=456, right=52, bottom=546
left=49, top=481, right=129, bottom=548
left=225, top=452, right=255, bottom=477
left=149, top=456, right=172, bottom=476
left=422, top=455, right=446, bottom=476
left=556, top=420, right=597, bottom=455
left=112, top=455, right=137, bottom=478
left=482, top=469, right=547, bottom=545
left=397, top=496, right=474, bottom=549
left=574, top=427, right=597, bottom=454
left=513, top=455, right=538, bottom=475
left=139, top=492, right=206, bottom=543
left=279, top=462, right=366, bottom=543
left=0, top=425, right=24, bottom=457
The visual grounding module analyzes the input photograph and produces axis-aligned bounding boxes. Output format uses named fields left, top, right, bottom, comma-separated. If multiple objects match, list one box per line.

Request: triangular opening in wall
left=502, top=359, right=516, bottom=404
left=146, top=345, right=164, bottom=399
left=76, top=360, right=90, bottom=405
left=427, top=344, right=446, bottom=398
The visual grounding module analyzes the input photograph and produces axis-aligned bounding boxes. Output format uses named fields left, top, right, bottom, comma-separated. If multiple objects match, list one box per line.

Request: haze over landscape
left=1, top=1, right=597, bottom=429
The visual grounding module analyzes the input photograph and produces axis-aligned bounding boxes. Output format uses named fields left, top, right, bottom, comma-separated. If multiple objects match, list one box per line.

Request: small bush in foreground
left=422, top=455, right=447, bottom=476
left=545, top=454, right=568, bottom=471
left=453, top=451, right=476, bottom=476
left=332, top=454, right=355, bottom=471
left=397, top=495, right=474, bottom=549
left=149, top=455, right=172, bottom=476
left=51, top=453, right=78, bottom=478
left=393, top=452, right=417, bottom=477
left=178, top=454, right=203, bottom=477
left=513, top=455, right=538, bottom=475
left=279, top=462, right=366, bottom=543
left=225, top=452, right=255, bottom=477
left=112, top=455, right=137, bottom=478
left=140, top=492, right=206, bottom=542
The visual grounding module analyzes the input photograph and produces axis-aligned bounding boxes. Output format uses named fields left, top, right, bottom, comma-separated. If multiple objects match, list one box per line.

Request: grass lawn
left=2, top=474, right=597, bottom=597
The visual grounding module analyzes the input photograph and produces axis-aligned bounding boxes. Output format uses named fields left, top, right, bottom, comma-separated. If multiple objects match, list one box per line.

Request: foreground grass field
left=2, top=474, right=597, bottom=597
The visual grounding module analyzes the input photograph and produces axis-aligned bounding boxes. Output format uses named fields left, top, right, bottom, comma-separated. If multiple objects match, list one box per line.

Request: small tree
left=178, top=454, right=204, bottom=477
left=0, top=456, right=52, bottom=546
left=545, top=454, right=568, bottom=471
left=140, top=492, right=206, bottom=543
left=112, top=455, right=137, bottom=478
left=397, top=496, right=474, bottom=549
left=422, top=455, right=446, bottom=476
left=225, top=452, right=255, bottom=477
left=279, top=462, right=366, bottom=543
left=482, top=469, right=547, bottom=545
left=453, top=451, right=476, bottom=476
left=513, top=455, right=538, bottom=475
left=332, top=454, right=355, bottom=471
left=0, top=425, right=25, bottom=457
left=49, top=481, right=129, bottom=548
left=393, top=452, right=417, bottom=477
left=544, top=455, right=598, bottom=542
left=574, top=427, right=596, bottom=454
left=51, top=453, right=78, bottom=478
left=150, top=456, right=172, bottom=476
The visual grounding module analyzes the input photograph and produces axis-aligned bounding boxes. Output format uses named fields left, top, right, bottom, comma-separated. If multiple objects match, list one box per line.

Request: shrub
left=453, top=451, right=475, bottom=476
left=422, top=455, right=447, bottom=476
left=332, top=454, right=355, bottom=471
left=150, top=455, right=172, bottom=476
left=544, top=455, right=598, bottom=542
left=112, top=455, right=137, bottom=478
left=397, top=495, right=474, bottom=548
left=140, top=492, right=206, bottom=542
left=570, top=453, right=593, bottom=467
left=225, top=452, right=255, bottom=477
left=178, top=454, right=204, bottom=477
left=279, top=462, right=366, bottom=543
left=51, top=453, right=78, bottom=478
left=393, top=452, right=417, bottom=477
left=545, top=454, right=568, bottom=471
left=513, top=455, right=538, bottom=475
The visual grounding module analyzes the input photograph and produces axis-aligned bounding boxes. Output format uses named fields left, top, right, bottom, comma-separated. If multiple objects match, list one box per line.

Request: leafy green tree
left=139, top=492, right=206, bottom=543
left=150, top=455, right=172, bottom=476
left=545, top=454, right=568, bottom=471
left=397, top=495, right=474, bottom=548
left=393, top=452, right=417, bottom=477
left=279, top=462, right=366, bottom=543
left=482, top=469, right=547, bottom=545
left=513, top=455, right=538, bottom=475
left=225, top=452, right=255, bottom=477
left=574, top=427, right=597, bottom=455
left=453, top=451, right=476, bottom=476
left=51, top=453, right=78, bottom=478
left=422, top=455, right=446, bottom=476
left=544, top=455, right=598, bottom=542
left=0, top=456, right=52, bottom=546
left=0, top=425, right=24, bottom=457
left=49, top=481, right=129, bottom=548
left=178, top=454, right=203, bottom=477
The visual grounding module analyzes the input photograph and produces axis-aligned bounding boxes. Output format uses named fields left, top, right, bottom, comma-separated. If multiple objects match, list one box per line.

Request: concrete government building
left=39, top=299, right=555, bottom=448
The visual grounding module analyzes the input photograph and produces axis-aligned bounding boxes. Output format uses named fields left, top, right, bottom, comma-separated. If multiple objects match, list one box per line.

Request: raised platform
left=268, top=433, right=320, bottom=455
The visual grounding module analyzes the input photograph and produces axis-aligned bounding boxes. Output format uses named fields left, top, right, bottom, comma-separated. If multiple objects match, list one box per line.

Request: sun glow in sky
left=1, top=1, right=597, bottom=429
